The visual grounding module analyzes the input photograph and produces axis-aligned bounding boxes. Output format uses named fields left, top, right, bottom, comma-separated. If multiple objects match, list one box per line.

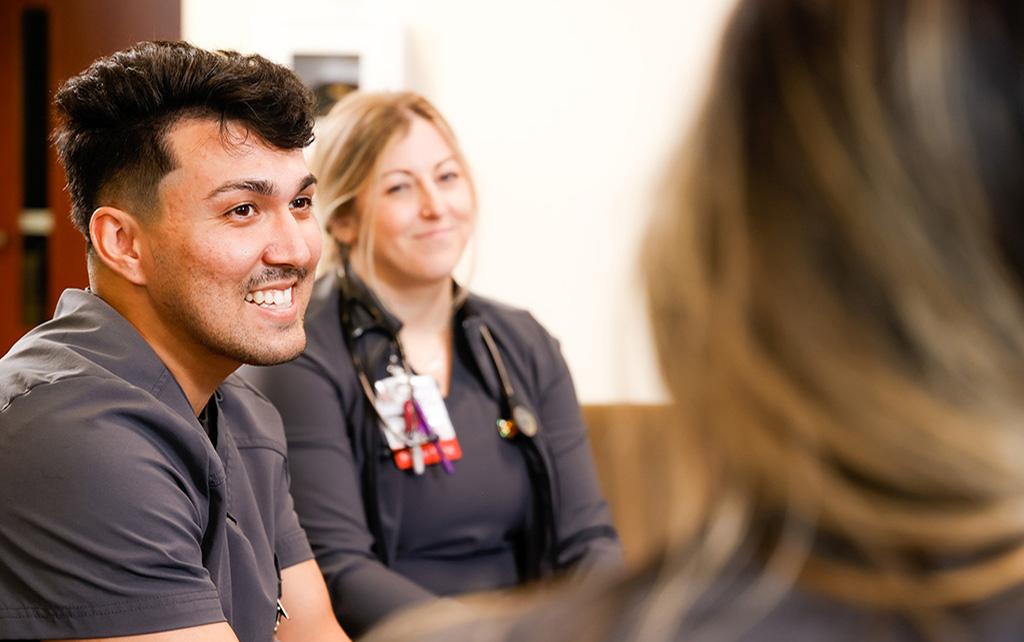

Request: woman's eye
left=385, top=182, right=410, bottom=195
left=439, top=171, right=460, bottom=182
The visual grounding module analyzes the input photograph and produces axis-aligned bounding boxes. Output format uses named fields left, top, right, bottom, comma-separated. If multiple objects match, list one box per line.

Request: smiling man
left=0, top=42, right=349, bottom=642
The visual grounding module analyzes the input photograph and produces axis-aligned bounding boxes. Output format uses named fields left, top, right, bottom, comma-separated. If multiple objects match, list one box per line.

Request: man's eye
left=291, top=196, right=313, bottom=209
left=229, top=204, right=255, bottom=218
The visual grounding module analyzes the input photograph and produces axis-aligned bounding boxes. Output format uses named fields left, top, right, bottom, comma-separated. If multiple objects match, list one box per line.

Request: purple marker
left=411, top=398, right=454, bottom=474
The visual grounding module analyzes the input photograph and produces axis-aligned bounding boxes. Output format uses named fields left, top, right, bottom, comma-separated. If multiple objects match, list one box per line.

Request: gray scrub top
left=0, top=289, right=313, bottom=642
left=386, top=334, right=534, bottom=594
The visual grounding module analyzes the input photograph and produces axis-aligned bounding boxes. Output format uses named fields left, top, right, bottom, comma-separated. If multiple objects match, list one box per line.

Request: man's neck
left=93, top=281, right=236, bottom=416
left=147, top=329, right=236, bottom=416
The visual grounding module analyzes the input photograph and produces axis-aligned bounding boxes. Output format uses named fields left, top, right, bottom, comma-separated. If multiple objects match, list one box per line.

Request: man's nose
left=263, top=209, right=316, bottom=268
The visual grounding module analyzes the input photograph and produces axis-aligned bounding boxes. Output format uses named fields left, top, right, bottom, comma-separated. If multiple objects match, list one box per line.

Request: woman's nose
left=419, top=183, right=444, bottom=219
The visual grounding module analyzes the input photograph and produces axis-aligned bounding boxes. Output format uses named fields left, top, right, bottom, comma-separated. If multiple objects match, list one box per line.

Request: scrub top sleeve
left=242, top=355, right=437, bottom=636
left=0, top=386, right=225, bottom=640
left=530, top=323, right=624, bottom=573
left=274, top=456, right=316, bottom=570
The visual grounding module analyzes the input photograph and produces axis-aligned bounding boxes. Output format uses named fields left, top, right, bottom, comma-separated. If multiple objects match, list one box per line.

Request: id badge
left=372, top=370, right=462, bottom=472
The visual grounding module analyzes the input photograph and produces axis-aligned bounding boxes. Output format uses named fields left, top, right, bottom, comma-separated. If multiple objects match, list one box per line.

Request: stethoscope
left=478, top=324, right=538, bottom=439
left=337, top=273, right=540, bottom=467
left=337, top=270, right=557, bottom=573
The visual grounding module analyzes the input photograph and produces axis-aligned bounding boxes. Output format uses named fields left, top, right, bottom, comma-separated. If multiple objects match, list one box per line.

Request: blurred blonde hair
left=307, top=90, right=477, bottom=277
left=643, top=0, right=1024, bottom=630
left=366, top=1, right=1024, bottom=640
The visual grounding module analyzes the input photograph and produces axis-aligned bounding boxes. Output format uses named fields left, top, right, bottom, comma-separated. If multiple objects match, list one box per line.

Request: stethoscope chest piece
left=496, top=404, right=539, bottom=440
left=512, top=404, right=538, bottom=438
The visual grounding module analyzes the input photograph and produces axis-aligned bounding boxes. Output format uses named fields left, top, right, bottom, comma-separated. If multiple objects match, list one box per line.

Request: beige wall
left=183, top=0, right=736, bottom=402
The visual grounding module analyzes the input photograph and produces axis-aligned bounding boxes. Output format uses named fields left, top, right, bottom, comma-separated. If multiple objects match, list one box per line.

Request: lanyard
left=338, top=271, right=540, bottom=444
left=354, top=365, right=455, bottom=474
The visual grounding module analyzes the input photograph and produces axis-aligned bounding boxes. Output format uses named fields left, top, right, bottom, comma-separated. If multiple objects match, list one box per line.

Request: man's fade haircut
left=52, top=40, right=316, bottom=247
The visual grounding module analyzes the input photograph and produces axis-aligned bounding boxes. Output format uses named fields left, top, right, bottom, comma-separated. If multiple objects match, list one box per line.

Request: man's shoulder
left=1, top=312, right=210, bottom=471
left=1, top=368, right=205, bottom=454
left=0, top=369, right=216, bottom=512
left=1, top=290, right=182, bottom=415
left=2, top=333, right=148, bottom=417
left=2, top=315, right=84, bottom=410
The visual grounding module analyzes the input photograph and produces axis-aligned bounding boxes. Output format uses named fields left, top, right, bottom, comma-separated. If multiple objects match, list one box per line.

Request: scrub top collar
left=336, top=262, right=472, bottom=340
left=51, top=288, right=210, bottom=431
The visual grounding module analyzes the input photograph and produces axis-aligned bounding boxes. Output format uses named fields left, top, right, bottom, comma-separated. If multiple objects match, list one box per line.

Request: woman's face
left=341, top=115, right=475, bottom=291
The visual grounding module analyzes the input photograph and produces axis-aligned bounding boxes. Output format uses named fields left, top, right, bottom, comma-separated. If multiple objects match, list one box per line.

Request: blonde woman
left=367, top=0, right=1024, bottom=640
left=242, top=91, right=621, bottom=637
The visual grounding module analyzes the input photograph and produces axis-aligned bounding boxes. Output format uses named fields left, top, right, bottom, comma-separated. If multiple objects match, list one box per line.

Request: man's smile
left=245, top=286, right=295, bottom=308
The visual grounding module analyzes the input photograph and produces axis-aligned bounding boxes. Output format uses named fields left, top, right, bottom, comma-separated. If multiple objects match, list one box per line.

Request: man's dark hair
left=52, top=40, right=316, bottom=246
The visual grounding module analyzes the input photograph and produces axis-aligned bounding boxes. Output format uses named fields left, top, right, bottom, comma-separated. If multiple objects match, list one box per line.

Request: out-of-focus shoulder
left=465, top=292, right=550, bottom=341
left=301, top=273, right=347, bottom=361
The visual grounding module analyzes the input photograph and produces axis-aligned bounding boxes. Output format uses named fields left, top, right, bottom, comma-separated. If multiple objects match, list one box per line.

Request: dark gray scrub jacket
left=0, top=290, right=313, bottom=642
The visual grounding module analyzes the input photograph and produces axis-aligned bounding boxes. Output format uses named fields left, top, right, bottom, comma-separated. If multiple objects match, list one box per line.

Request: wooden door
left=0, top=0, right=179, bottom=354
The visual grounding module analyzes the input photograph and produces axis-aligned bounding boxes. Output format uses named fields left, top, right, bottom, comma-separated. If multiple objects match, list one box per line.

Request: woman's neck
left=367, top=272, right=455, bottom=392
left=371, top=275, right=453, bottom=333
left=346, top=262, right=457, bottom=391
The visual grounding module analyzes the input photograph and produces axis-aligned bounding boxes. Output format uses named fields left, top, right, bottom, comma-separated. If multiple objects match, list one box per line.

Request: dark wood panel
left=47, top=0, right=181, bottom=315
left=0, top=0, right=180, bottom=352
left=0, top=2, right=23, bottom=351
left=583, top=403, right=682, bottom=568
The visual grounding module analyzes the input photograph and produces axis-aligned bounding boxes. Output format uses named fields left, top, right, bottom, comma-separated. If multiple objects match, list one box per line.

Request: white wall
left=183, top=0, right=736, bottom=402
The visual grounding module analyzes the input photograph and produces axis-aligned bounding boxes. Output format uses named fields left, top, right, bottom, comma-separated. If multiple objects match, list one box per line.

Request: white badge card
left=372, top=371, right=462, bottom=471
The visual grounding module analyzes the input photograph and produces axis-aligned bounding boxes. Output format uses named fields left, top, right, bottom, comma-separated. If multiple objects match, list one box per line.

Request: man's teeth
left=245, top=287, right=294, bottom=307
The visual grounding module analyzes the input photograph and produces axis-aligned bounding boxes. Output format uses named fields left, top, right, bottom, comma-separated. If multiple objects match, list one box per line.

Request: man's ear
left=89, top=206, right=148, bottom=285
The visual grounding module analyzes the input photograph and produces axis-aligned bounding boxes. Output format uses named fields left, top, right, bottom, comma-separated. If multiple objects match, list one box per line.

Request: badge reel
left=372, top=366, right=462, bottom=475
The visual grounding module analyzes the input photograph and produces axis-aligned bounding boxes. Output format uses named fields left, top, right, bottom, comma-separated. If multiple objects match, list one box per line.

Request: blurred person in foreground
left=0, top=41, right=348, bottom=641
left=241, top=91, right=621, bottom=637
left=366, top=0, right=1024, bottom=640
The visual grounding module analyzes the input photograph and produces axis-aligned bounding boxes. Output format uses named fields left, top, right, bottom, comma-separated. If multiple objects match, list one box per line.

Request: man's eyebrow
left=205, top=174, right=316, bottom=200
left=205, top=179, right=275, bottom=200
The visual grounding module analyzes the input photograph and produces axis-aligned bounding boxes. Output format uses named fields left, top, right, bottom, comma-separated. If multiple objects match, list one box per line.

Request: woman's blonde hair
left=642, top=0, right=1024, bottom=631
left=307, top=90, right=476, bottom=274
